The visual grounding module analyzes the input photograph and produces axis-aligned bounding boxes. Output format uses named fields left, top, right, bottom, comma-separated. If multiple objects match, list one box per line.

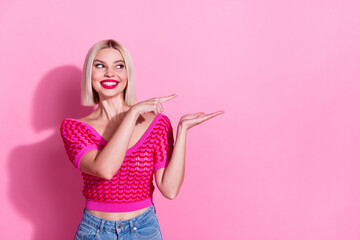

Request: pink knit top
left=60, top=113, right=173, bottom=212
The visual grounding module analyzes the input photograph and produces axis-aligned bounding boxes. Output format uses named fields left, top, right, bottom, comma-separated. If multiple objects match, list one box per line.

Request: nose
left=104, top=68, right=115, bottom=77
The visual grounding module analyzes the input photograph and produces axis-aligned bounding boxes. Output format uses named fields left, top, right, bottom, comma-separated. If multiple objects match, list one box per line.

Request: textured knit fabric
left=60, top=113, right=174, bottom=212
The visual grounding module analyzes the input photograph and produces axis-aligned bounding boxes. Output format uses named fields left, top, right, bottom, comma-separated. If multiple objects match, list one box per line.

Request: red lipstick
left=100, top=79, right=119, bottom=89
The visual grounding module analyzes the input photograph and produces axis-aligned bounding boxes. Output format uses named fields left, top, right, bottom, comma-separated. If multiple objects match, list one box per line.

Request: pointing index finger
left=159, top=93, right=177, bottom=103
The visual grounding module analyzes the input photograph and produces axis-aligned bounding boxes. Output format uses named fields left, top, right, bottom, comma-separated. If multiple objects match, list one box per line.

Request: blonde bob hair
left=81, top=39, right=136, bottom=106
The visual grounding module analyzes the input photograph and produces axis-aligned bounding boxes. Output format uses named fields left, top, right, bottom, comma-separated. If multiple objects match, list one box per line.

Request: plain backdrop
left=1, top=0, right=360, bottom=239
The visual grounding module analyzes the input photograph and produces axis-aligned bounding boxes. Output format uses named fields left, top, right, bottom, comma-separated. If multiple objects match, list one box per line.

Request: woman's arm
left=80, top=95, right=177, bottom=180
left=155, top=111, right=224, bottom=199
left=80, top=108, right=139, bottom=180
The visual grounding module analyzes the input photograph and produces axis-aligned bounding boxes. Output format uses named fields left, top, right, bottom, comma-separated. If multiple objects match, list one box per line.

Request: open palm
left=179, top=111, right=224, bottom=130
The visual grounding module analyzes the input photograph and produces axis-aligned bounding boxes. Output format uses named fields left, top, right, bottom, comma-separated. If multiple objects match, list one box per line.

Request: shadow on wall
left=8, top=66, right=94, bottom=240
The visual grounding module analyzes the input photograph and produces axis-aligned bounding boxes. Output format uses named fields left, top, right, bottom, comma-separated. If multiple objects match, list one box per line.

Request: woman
left=60, top=39, right=223, bottom=240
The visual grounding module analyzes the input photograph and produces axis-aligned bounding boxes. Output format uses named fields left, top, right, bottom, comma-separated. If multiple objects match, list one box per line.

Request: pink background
left=1, top=0, right=360, bottom=239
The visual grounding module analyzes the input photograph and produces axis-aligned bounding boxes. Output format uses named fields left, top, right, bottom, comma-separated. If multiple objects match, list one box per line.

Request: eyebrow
left=94, top=59, right=125, bottom=63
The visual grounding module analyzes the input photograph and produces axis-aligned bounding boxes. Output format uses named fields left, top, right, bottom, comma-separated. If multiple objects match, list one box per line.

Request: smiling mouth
left=102, top=82, right=118, bottom=86
left=100, top=79, right=119, bottom=89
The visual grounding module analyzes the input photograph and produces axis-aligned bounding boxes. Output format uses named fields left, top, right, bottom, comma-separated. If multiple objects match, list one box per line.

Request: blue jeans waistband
left=82, top=204, right=156, bottom=232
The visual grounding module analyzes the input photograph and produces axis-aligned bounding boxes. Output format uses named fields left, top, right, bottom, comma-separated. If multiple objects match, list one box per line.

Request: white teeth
left=102, top=82, right=118, bottom=86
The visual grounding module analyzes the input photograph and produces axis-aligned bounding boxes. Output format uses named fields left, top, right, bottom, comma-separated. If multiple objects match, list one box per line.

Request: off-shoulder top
left=59, top=113, right=174, bottom=212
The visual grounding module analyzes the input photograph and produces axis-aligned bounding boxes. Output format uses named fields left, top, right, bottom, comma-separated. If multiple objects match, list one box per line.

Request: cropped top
left=59, top=113, right=174, bottom=212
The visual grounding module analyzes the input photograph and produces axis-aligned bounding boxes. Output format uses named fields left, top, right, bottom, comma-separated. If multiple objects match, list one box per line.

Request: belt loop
left=129, top=220, right=134, bottom=235
left=153, top=203, right=157, bottom=214
left=99, top=219, right=105, bottom=235
left=115, top=222, right=122, bottom=235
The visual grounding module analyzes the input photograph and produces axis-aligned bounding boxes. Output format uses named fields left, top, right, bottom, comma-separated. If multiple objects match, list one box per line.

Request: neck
left=96, top=95, right=130, bottom=124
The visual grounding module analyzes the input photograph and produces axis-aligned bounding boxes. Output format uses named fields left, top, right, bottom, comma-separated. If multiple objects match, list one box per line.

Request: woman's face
left=91, top=48, right=128, bottom=100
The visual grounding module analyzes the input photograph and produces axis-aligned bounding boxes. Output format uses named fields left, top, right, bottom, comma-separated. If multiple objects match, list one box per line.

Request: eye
left=95, top=63, right=104, bottom=68
left=116, top=64, right=125, bottom=69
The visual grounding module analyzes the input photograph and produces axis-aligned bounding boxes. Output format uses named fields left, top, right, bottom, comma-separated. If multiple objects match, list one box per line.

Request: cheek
left=122, top=74, right=128, bottom=82
left=91, top=80, right=98, bottom=92
left=117, top=70, right=128, bottom=81
left=91, top=71, right=102, bottom=88
left=92, top=68, right=102, bottom=78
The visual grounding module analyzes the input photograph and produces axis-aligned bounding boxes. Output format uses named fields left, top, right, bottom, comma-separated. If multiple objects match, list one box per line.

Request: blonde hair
left=81, top=39, right=136, bottom=106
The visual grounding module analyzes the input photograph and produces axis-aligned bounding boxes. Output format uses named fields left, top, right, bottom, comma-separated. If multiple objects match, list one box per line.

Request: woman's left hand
left=179, top=110, right=224, bottom=131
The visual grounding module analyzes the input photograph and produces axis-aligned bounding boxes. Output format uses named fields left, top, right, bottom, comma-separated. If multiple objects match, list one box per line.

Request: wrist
left=127, top=106, right=140, bottom=120
left=177, top=123, right=188, bottom=136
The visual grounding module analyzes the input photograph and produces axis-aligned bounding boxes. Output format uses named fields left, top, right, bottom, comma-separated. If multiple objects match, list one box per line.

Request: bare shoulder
left=76, top=112, right=98, bottom=125
left=138, top=113, right=157, bottom=125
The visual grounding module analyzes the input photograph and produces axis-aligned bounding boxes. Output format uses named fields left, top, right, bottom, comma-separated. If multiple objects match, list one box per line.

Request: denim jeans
left=74, top=204, right=163, bottom=240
